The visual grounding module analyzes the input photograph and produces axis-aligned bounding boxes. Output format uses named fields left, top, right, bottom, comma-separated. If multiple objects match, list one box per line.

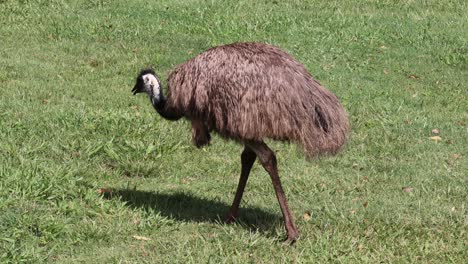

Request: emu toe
left=283, top=232, right=299, bottom=245
left=224, top=212, right=238, bottom=224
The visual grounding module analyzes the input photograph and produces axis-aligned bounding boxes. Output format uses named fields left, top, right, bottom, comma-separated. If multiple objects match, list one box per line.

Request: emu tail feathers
left=299, top=100, right=349, bottom=158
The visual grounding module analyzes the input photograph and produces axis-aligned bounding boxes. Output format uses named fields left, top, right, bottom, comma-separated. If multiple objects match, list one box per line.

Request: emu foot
left=224, top=213, right=238, bottom=224
left=282, top=231, right=299, bottom=245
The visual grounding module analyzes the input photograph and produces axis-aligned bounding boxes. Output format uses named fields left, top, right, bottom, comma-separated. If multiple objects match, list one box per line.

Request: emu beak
left=132, top=84, right=139, bottom=95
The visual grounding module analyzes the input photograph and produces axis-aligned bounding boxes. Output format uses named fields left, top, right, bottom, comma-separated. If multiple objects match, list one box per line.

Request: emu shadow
left=111, top=189, right=282, bottom=236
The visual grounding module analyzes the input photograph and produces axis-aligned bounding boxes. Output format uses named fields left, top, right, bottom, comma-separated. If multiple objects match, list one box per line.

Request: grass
left=0, top=0, right=467, bottom=262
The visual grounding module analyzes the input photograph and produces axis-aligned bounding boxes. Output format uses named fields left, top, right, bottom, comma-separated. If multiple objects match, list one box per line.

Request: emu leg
left=225, top=146, right=256, bottom=223
left=248, top=141, right=299, bottom=244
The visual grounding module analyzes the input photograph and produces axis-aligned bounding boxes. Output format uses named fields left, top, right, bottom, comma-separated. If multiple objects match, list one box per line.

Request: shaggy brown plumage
left=132, top=42, right=349, bottom=243
left=164, top=42, right=349, bottom=157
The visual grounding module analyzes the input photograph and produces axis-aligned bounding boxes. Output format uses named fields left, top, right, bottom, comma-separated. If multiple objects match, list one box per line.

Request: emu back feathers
left=165, top=42, right=349, bottom=157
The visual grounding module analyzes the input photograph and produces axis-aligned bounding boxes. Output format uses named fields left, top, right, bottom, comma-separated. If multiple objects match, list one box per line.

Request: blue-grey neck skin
left=150, top=91, right=166, bottom=113
left=149, top=89, right=181, bottom=121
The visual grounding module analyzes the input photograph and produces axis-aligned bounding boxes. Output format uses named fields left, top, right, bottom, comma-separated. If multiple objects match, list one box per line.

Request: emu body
left=132, top=42, right=349, bottom=243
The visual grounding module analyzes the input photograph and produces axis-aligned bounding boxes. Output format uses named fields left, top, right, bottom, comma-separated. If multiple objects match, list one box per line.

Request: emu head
left=132, top=69, right=162, bottom=101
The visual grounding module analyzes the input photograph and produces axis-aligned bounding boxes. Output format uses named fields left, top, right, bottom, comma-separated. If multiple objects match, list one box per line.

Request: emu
left=132, top=42, right=349, bottom=243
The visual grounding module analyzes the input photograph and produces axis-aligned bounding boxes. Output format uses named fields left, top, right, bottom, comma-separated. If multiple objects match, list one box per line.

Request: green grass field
left=1, top=0, right=467, bottom=262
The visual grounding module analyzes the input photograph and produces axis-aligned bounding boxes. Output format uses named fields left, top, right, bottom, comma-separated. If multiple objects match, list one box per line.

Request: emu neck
left=150, top=92, right=166, bottom=114
left=149, top=91, right=182, bottom=121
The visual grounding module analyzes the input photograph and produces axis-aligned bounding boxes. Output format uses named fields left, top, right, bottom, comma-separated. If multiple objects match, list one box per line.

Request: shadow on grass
left=109, top=189, right=282, bottom=237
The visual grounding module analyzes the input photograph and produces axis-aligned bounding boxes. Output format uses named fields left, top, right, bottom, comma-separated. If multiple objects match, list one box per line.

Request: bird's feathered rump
left=165, top=42, right=349, bottom=157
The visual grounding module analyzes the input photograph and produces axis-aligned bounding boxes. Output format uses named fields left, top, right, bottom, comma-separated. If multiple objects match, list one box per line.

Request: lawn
left=0, top=0, right=467, bottom=262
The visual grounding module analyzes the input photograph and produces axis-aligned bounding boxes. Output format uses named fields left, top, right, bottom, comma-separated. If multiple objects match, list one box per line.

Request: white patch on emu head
left=142, top=73, right=160, bottom=99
